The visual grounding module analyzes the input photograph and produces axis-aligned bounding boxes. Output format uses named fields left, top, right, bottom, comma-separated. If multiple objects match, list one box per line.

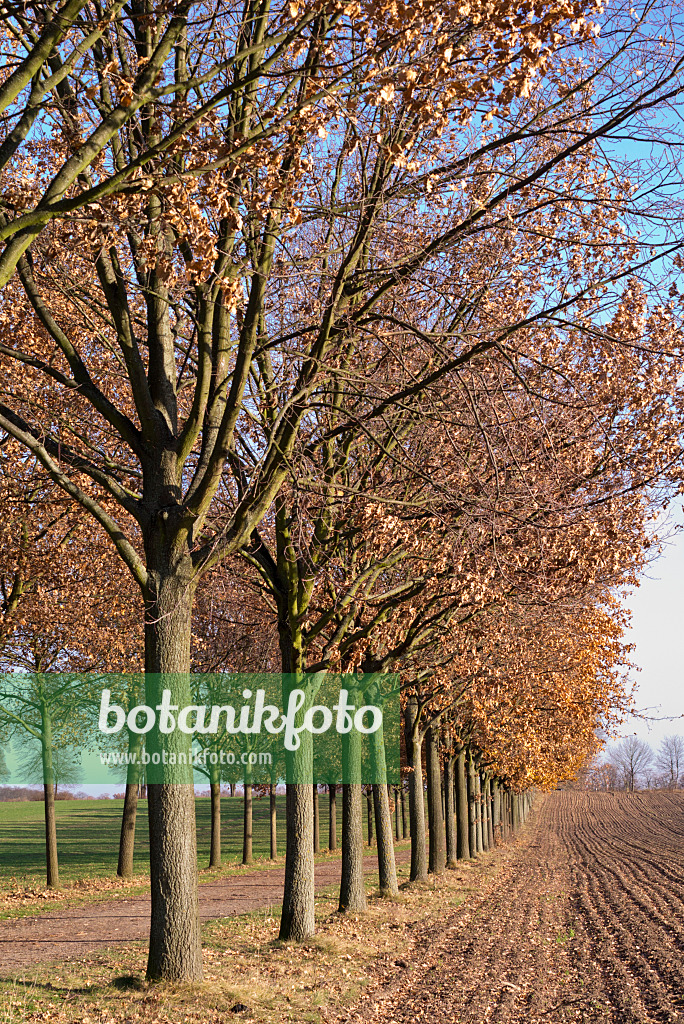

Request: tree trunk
left=118, top=730, right=142, bottom=879
left=280, top=782, right=315, bottom=939
left=230, top=782, right=236, bottom=798
left=118, top=782, right=139, bottom=878
left=480, top=773, right=489, bottom=852
left=339, top=781, right=366, bottom=911
left=485, top=776, right=494, bottom=849
left=313, top=784, right=320, bottom=854
left=370, top=717, right=398, bottom=896
left=243, top=780, right=253, bottom=865
left=373, top=783, right=399, bottom=896
left=279, top=665, right=316, bottom=941
left=339, top=714, right=366, bottom=912
left=143, top=569, right=202, bottom=983
left=270, top=783, right=277, bottom=860
left=209, top=779, right=221, bottom=868
left=401, top=784, right=407, bottom=840
left=512, top=791, right=520, bottom=831
left=426, top=721, right=445, bottom=875
left=467, top=750, right=477, bottom=858
left=475, top=769, right=483, bottom=853
left=366, top=788, right=374, bottom=846
left=444, top=754, right=457, bottom=868
left=41, top=705, right=58, bottom=888
left=393, top=787, right=401, bottom=840
left=328, top=784, right=337, bottom=850
left=492, top=778, right=501, bottom=844
left=455, top=750, right=469, bottom=860
left=146, top=779, right=202, bottom=981
left=405, top=698, right=427, bottom=881
left=43, top=782, right=59, bottom=888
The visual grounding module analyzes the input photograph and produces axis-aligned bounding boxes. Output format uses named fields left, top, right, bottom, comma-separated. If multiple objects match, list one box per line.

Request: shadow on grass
left=111, top=974, right=146, bottom=991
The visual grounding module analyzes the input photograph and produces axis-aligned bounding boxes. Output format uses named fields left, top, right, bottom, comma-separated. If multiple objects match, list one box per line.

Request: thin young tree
left=613, top=736, right=654, bottom=792
left=655, top=735, right=684, bottom=789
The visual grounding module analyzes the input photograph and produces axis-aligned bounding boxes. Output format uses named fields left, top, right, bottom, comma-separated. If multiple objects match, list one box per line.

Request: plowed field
left=563, top=791, right=684, bottom=1022
left=341, top=791, right=684, bottom=1024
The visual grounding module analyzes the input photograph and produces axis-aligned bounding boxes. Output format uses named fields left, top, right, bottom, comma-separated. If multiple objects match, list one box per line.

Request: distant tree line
left=0, top=786, right=98, bottom=802
left=585, top=735, right=684, bottom=792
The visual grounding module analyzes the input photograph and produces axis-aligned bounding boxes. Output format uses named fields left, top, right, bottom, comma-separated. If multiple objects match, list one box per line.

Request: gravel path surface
left=0, top=851, right=408, bottom=974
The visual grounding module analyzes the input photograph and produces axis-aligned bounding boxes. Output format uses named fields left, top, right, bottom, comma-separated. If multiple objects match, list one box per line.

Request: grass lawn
left=0, top=792, right=352, bottom=889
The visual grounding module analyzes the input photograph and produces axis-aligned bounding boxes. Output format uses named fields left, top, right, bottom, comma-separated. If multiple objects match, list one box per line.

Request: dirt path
left=0, top=850, right=408, bottom=975
left=334, top=792, right=684, bottom=1024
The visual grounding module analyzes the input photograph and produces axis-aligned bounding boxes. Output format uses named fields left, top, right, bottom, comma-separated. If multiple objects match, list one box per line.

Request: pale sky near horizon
left=620, top=511, right=684, bottom=754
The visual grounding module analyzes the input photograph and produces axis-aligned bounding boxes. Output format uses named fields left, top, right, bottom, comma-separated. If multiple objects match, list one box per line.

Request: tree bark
left=401, top=784, right=407, bottom=840
left=371, top=717, right=398, bottom=896
left=393, top=787, right=401, bottom=840
left=277, top=608, right=322, bottom=941
left=405, top=697, right=427, bottom=881
left=339, top=719, right=366, bottom=912
left=373, top=783, right=399, bottom=896
left=455, top=749, right=469, bottom=860
left=146, top=780, right=202, bottom=981
left=339, top=782, right=366, bottom=911
left=143, top=568, right=202, bottom=983
left=426, top=721, right=445, bottom=875
left=280, top=782, right=315, bottom=938
left=328, top=784, right=337, bottom=850
left=270, top=783, right=277, bottom=860
left=279, top=663, right=316, bottom=941
left=444, top=754, right=457, bottom=868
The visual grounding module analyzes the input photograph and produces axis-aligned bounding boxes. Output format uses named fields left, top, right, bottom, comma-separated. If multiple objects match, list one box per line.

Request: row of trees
left=1, top=0, right=684, bottom=983
left=586, top=735, right=684, bottom=791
